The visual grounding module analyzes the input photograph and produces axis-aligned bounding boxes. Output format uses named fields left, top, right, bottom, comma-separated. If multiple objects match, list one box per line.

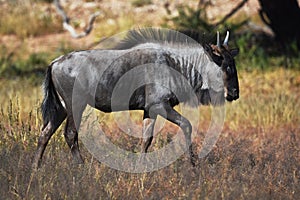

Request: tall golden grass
left=0, top=0, right=299, bottom=199
left=0, top=69, right=299, bottom=199
left=0, top=1, right=62, bottom=38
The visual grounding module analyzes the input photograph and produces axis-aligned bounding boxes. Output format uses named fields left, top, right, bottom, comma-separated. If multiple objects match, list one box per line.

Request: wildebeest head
left=205, top=31, right=239, bottom=102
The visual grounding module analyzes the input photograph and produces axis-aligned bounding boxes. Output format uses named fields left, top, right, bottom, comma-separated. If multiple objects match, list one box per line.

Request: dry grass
left=226, top=69, right=300, bottom=130
left=0, top=69, right=299, bottom=199
left=0, top=1, right=299, bottom=199
left=0, top=1, right=62, bottom=38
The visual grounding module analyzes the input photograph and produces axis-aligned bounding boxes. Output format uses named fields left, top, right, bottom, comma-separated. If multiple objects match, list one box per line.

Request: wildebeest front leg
left=141, top=112, right=157, bottom=153
left=161, top=104, right=196, bottom=166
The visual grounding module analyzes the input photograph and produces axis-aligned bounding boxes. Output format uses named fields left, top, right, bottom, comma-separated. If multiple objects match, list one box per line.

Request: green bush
left=131, top=0, right=152, bottom=7
left=0, top=49, right=49, bottom=79
left=167, top=6, right=212, bottom=32
left=235, top=33, right=268, bottom=70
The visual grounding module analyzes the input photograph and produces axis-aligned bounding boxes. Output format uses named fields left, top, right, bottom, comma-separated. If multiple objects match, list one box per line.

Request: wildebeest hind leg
left=32, top=111, right=66, bottom=170
left=64, top=114, right=84, bottom=164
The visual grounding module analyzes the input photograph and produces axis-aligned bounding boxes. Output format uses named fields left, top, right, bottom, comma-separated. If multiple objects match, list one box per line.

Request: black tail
left=41, top=64, right=65, bottom=127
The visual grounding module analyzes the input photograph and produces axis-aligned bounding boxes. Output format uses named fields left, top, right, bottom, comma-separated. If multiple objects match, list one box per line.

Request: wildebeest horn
left=217, top=31, right=220, bottom=48
left=223, top=31, right=229, bottom=46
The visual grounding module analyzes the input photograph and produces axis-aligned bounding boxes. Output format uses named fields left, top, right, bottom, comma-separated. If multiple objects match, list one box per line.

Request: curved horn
left=217, top=31, right=220, bottom=48
left=223, top=31, right=229, bottom=46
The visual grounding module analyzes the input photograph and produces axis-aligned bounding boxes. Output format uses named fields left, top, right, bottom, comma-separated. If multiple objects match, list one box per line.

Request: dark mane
left=113, top=28, right=211, bottom=50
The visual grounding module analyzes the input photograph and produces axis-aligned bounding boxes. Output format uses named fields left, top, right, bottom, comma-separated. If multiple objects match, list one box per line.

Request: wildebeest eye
left=226, top=66, right=232, bottom=74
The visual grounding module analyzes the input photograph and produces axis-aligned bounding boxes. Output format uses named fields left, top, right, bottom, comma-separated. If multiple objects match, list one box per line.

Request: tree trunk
left=259, top=0, right=300, bottom=47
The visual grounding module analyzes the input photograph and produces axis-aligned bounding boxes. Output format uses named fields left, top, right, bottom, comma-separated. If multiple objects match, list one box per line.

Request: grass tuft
left=0, top=1, right=62, bottom=38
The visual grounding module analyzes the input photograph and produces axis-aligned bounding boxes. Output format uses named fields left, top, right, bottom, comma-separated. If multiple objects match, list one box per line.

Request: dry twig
left=214, top=0, right=248, bottom=27
left=54, top=0, right=100, bottom=39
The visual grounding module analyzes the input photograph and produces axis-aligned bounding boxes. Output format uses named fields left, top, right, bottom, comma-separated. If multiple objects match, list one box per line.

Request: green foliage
left=235, top=33, right=269, bottom=70
left=0, top=40, right=76, bottom=81
left=234, top=32, right=300, bottom=70
left=131, top=0, right=152, bottom=7
left=168, top=6, right=212, bottom=32
left=55, top=41, right=76, bottom=55
left=32, top=0, right=53, bottom=3
left=0, top=47, right=49, bottom=83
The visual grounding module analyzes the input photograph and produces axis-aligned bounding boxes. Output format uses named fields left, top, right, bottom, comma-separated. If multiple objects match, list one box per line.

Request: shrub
left=131, top=0, right=152, bottom=7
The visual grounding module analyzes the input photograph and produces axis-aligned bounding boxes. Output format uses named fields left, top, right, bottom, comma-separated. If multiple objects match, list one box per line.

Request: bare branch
left=54, top=0, right=100, bottom=39
left=214, top=0, right=248, bottom=27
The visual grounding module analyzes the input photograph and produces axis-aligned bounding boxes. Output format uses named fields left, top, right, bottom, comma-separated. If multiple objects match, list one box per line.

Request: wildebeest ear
left=211, top=53, right=223, bottom=66
left=230, top=48, right=239, bottom=57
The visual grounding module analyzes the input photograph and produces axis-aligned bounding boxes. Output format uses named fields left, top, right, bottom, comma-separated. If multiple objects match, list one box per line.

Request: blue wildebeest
left=32, top=28, right=239, bottom=169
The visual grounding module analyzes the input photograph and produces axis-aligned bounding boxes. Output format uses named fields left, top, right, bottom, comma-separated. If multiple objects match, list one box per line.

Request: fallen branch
left=54, top=0, right=100, bottom=39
